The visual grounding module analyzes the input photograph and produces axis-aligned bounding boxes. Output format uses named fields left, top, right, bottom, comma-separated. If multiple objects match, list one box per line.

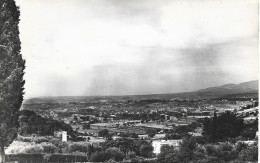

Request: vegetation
left=18, top=110, right=77, bottom=139
left=98, top=129, right=110, bottom=138
left=101, top=138, right=153, bottom=156
left=0, top=0, right=25, bottom=162
left=90, top=147, right=125, bottom=162
left=203, top=111, right=257, bottom=142
left=157, top=136, right=258, bottom=163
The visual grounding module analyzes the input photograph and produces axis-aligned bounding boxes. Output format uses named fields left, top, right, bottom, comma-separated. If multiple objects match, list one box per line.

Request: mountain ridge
left=196, top=80, right=258, bottom=95
left=24, top=80, right=258, bottom=103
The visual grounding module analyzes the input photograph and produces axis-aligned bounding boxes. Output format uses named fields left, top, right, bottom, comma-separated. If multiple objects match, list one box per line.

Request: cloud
left=15, top=0, right=258, bottom=98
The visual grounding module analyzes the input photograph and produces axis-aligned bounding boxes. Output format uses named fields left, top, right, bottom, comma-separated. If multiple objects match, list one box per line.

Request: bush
left=90, top=147, right=125, bottom=162
left=42, top=143, right=57, bottom=154
left=34, top=137, right=49, bottom=143
left=126, top=151, right=136, bottom=159
left=16, top=136, right=33, bottom=142
left=197, top=156, right=225, bottom=163
left=98, top=129, right=110, bottom=138
left=5, top=153, right=89, bottom=162
left=205, top=144, right=219, bottom=156
left=5, top=154, right=44, bottom=162
left=16, top=136, right=49, bottom=143
left=90, top=151, right=110, bottom=162
left=238, top=145, right=258, bottom=162
left=25, top=144, right=44, bottom=153
left=139, top=144, right=154, bottom=158
left=48, top=154, right=89, bottom=162
left=106, top=147, right=125, bottom=161
left=235, top=142, right=247, bottom=153
left=67, top=143, right=89, bottom=154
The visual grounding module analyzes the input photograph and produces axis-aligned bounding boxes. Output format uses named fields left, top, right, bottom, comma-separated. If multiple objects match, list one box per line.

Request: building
left=54, top=130, right=68, bottom=142
left=62, top=131, right=67, bottom=142
left=153, top=134, right=166, bottom=140
left=152, top=139, right=182, bottom=154
left=138, top=134, right=149, bottom=139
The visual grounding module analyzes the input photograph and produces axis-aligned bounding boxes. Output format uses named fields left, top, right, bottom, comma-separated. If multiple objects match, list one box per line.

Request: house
left=112, top=135, right=122, bottom=140
left=236, top=140, right=256, bottom=146
left=54, top=130, right=63, bottom=138
left=152, top=139, right=182, bottom=154
left=138, top=134, right=149, bottom=139
left=54, top=130, right=68, bottom=142
left=62, top=131, right=67, bottom=142
left=188, top=132, right=202, bottom=137
left=153, top=134, right=166, bottom=140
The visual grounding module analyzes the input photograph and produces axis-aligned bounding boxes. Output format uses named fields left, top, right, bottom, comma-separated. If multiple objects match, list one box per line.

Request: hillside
left=196, top=80, right=258, bottom=95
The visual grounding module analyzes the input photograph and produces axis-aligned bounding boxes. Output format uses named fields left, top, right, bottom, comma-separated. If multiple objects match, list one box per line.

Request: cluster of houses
left=48, top=99, right=258, bottom=154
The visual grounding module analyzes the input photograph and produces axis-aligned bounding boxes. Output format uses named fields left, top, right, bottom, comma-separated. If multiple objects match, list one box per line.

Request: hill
left=197, top=80, right=258, bottom=95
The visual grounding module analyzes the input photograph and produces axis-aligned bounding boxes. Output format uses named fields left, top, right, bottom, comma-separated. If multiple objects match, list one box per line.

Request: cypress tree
left=0, top=0, right=25, bottom=162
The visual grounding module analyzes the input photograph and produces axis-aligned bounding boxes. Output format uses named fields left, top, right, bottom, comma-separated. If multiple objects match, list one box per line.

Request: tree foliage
left=90, top=147, right=125, bottom=162
left=237, top=144, right=258, bottom=162
left=18, top=110, right=76, bottom=139
left=202, top=111, right=244, bottom=142
left=98, top=129, right=110, bottom=138
left=139, top=144, right=154, bottom=158
left=0, top=0, right=25, bottom=162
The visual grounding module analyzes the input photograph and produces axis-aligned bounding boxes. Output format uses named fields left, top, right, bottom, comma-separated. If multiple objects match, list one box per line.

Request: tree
left=146, top=129, right=156, bottom=138
left=67, top=143, right=90, bottom=154
left=237, top=144, right=258, bottom=162
left=105, top=147, right=125, bottom=161
left=83, top=123, right=90, bottom=130
left=90, top=147, right=125, bottom=162
left=175, top=137, right=198, bottom=162
left=0, top=0, right=25, bottom=162
left=202, top=112, right=244, bottom=142
left=98, top=129, right=110, bottom=138
left=139, top=144, right=154, bottom=158
left=157, top=145, right=177, bottom=163
left=101, top=138, right=149, bottom=156
left=28, top=114, right=38, bottom=125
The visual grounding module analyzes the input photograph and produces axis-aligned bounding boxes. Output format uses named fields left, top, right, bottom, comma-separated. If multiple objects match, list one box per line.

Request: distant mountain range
left=196, top=80, right=258, bottom=96
left=24, top=80, right=258, bottom=104
left=143, top=80, right=259, bottom=100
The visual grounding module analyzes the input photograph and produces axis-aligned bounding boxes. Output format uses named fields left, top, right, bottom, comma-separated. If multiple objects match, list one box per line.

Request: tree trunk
left=0, top=147, right=5, bottom=163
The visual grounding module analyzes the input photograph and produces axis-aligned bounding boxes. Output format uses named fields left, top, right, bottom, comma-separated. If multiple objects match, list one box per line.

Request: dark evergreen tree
left=0, top=0, right=25, bottom=162
left=212, top=111, right=217, bottom=142
left=202, top=111, right=244, bottom=142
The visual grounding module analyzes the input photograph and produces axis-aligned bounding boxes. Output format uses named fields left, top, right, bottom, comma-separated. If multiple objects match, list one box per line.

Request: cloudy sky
left=16, top=0, right=258, bottom=98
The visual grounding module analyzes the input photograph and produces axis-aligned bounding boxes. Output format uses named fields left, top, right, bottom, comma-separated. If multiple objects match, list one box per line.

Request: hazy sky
left=15, top=0, right=258, bottom=98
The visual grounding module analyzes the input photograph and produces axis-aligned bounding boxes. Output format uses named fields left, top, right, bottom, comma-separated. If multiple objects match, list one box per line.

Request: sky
left=15, top=0, right=258, bottom=98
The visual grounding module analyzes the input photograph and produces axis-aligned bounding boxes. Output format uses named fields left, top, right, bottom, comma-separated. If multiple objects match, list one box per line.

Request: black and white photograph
left=0, top=0, right=258, bottom=162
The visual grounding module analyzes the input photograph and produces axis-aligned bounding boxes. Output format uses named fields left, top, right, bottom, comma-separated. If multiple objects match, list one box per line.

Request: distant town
left=5, top=81, right=258, bottom=162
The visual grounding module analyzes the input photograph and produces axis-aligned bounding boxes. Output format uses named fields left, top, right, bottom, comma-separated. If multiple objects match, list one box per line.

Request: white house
left=152, top=139, right=182, bottom=154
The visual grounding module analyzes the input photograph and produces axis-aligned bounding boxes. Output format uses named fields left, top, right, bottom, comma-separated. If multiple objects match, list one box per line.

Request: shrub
left=235, top=142, right=247, bottom=153
left=42, top=143, right=57, bottom=154
left=34, top=137, right=49, bottom=143
left=106, top=147, right=125, bottom=161
left=238, top=145, right=258, bottom=162
left=126, top=151, right=136, bottom=159
left=67, top=143, right=89, bottom=154
left=90, top=147, right=125, bottom=162
left=25, top=144, right=44, bottom=153
left=48, top=154, right=89, bottom=162
left=50, top=138, right=68, bottom=153
left=16, top=136, right=49, bottom=143
left=5, top=154, right=44, bottom=162
left=139, top=144, right=154, bottom=158
left=197, top=156, right=225, bottom=163
left=90, top=151, right=110, bottom=162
